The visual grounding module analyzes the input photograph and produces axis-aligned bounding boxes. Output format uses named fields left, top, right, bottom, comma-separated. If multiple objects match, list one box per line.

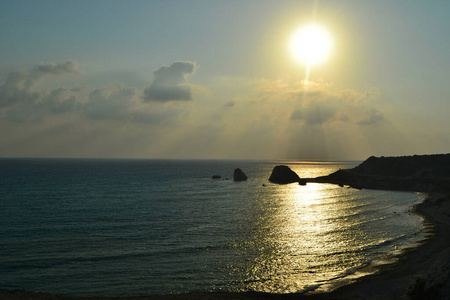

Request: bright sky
left=1, top=0, right=449, bottom=160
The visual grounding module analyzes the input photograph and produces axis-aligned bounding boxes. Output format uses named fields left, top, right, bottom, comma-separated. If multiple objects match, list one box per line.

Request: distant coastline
left=2, top=154, right=449, bottom=300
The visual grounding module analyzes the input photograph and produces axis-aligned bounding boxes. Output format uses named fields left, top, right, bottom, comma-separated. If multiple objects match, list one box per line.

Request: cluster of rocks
left=210, top=154, right=450, bottom=191
left=211, top=168, right=248, bottom=182
left=212, top=165, right=307, bottom=185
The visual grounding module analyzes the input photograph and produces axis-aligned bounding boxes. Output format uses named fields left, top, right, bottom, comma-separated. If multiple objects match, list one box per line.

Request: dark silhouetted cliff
left=310, top=154, right=450, bottom=192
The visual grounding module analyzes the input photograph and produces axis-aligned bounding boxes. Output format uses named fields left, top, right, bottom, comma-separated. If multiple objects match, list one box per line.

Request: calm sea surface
left=0, top=159, right=425, bottom=297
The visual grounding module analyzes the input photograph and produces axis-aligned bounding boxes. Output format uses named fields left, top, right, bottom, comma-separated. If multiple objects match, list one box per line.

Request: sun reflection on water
left=235, top=182, right=375, bottom=294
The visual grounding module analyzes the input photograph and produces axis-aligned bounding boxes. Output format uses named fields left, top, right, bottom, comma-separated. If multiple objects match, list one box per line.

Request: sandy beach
left=1, top=193, right=449, bottom=300
left=320, top=192, right=450, bottom=299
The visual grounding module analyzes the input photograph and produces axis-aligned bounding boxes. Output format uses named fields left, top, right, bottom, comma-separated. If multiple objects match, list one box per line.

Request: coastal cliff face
left=353, top=154, right=450, bottom=178
left=312, top=154, right=450, bottom=192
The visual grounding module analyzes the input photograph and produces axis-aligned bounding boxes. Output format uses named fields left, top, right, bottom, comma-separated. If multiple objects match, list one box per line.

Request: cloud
left=280, top=81, right=385, bottom=126
left=0, top=65, right=441, bottom=160
left=84, top=86, right=136, bottom=121
left=143, top=61, right=196, bottom=102
left=290, top=103, right=337, bottom=125
left=224, top=101, right=235, bottom=107
left=83, top=85, right=182, bottom=124
left=33, top=61, right=79, bottom=76
left=4, top=87, right=79, bottom=123
left=0, top=62, right=186, bottom=125
left=0, top=62, right=80, bottom=122
left=0, top=61, right=79, bottom=108
left=357, top=108, right=385, bottom=125
left=45, top=88, right=78, bottom=113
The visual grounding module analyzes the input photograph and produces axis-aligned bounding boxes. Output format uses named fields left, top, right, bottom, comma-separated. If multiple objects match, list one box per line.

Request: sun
left=290, top=24, right=333, bottom=67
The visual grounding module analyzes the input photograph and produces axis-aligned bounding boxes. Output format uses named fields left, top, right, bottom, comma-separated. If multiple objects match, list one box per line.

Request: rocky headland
left=308, top=154, right=450, bottom=193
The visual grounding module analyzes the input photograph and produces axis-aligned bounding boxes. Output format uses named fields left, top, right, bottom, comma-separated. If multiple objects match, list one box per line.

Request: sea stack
left=269, top=165, right=301, bottom=184
left=233, top=168, right=248, bottom=181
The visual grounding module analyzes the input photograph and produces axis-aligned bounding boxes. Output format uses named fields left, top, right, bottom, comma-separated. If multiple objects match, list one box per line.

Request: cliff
left=310, top=154, right=450, bottom=193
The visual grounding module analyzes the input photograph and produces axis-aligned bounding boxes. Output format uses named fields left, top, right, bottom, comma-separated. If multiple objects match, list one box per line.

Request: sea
left=0, top=158, right=427, bottom=297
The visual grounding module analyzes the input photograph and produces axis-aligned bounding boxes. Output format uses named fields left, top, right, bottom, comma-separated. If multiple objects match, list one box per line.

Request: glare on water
left=0, top=159, right=425, bottom=296
left=229, top=179, right=422, bottom=294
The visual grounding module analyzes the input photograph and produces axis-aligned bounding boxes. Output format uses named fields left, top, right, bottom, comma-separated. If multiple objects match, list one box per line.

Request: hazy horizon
left=1, top=1, right=449, bottom=161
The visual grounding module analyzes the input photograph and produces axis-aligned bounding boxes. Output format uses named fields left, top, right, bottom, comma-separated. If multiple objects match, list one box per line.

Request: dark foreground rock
left=233, top=168, right=248, bottom=181
left=212, top=175, right=221, bottom=179
left=269, top=165, right=302, bottom=184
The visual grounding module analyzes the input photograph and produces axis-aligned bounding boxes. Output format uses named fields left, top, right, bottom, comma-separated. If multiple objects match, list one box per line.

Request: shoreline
left=2, top=193, right=449, bottom=300
left=317, top=192, right=450, bottom=299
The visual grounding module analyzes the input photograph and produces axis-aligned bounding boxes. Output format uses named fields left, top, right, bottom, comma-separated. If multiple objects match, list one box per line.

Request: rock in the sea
left=269, top=165, right=301, bottom=184
left=233, top=168, right=248, bottom=181
left=212, top=175, right=221, bottom=179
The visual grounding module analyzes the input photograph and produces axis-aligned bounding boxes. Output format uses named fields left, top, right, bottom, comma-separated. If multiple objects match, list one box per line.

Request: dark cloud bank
left=0, top=61, right=78, bottom=109
left=0, top=61, right=197, bottom=123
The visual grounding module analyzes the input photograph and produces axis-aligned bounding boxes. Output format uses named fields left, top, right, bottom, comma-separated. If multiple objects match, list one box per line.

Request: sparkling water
left=0, top=159, right=425, bottom=297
